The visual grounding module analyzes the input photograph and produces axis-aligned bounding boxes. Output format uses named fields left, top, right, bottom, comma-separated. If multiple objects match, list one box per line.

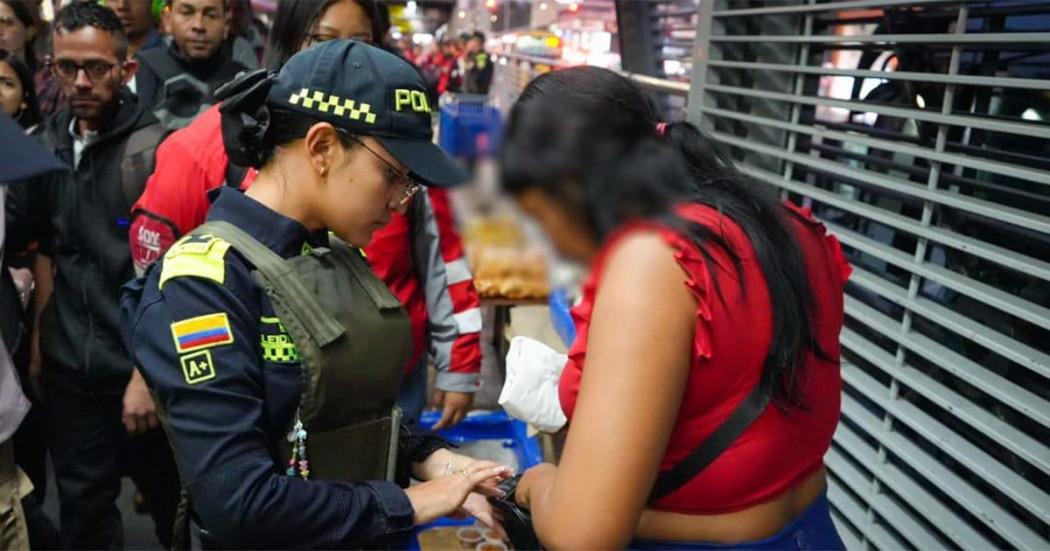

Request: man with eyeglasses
left=3, top=2, right=179, bottom=548
left=135, top=0, right=248, bottom=130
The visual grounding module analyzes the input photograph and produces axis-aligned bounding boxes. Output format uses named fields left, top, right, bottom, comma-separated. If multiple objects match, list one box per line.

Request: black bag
left=488, top=385, right=771, bottom=549
left=487, top=475, right=542, bottom=551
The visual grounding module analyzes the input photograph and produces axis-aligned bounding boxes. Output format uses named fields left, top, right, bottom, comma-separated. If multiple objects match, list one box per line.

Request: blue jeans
left=396, top=360, right=428, bottom=426
left=632, top=493, right=845, bottom=550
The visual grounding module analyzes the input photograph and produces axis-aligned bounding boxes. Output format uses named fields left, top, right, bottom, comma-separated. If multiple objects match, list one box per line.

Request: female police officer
left=121, top=40, right=510, bottom=548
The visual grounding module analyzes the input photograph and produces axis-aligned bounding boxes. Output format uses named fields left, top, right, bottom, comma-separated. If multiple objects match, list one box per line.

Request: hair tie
left=218, top=70, right=278, bottom=168
left=655, top=122, right=669, bottom=138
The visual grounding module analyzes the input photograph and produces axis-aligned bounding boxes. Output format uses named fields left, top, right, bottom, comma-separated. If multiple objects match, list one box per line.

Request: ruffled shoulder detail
left=584, top=219, right=715, bottom=362
left=781, top=201, right=852, bottom=283
left=653, top=225, right=714, bottom=361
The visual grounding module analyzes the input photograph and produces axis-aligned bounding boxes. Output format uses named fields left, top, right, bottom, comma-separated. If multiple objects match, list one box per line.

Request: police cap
left=269, top=40, right=468, bottom=187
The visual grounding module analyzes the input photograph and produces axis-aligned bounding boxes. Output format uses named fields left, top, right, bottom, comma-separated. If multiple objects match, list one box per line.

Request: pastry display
left=465, top=218, right=550, bottom=301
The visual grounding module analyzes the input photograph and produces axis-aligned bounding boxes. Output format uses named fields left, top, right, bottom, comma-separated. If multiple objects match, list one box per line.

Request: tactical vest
left=161, top=220, right=412, bottom=548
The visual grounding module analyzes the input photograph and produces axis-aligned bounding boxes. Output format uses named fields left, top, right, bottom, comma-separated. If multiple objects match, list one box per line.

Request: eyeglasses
left=344, top=133, right=422, bottom=207
left=49, top=58, right=118, bottom=83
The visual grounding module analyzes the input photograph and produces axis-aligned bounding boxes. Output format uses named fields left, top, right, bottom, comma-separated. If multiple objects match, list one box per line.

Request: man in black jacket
left=463, top=31, right=493, bottom=95
left=4, top=3, right=179, bottom=548
left=134, top=0, right=247, bottom=130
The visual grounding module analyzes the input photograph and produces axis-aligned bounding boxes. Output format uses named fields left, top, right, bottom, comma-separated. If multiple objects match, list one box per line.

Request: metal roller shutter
left=685, top=1, right=1050, bottom=549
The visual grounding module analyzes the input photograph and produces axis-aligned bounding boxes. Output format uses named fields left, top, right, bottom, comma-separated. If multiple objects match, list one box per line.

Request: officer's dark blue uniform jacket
left=121, top=188, right=423, bottom=547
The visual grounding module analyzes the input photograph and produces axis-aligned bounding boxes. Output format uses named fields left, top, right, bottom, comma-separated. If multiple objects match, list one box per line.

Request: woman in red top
left=500, top=67, right=851, bottom=549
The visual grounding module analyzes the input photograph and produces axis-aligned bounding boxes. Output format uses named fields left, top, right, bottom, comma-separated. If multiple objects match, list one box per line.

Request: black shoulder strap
left=120, top=122, right=168, bottom=210
left=137, top=48, right=182, bottom=82
left=649, top=384, right=771, bottom=502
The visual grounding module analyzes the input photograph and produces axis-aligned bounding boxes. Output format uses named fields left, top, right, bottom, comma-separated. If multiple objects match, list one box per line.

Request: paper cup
left=476, top=540, right=509, bottom=551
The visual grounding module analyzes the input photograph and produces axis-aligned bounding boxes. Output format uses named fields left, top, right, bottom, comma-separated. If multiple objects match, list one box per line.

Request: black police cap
left=268, top=40, right=469, bottom=187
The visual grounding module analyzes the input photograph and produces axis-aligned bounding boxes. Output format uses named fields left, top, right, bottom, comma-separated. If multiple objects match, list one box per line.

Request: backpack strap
left=137, top=48, right=183, bottom=83
left=648, top=384, right=771, bottom=502
left=120, top=122, right=168, bottom=211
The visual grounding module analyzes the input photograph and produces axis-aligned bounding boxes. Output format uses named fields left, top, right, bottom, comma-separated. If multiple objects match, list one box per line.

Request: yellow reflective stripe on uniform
left=476, top=53, right=488, bottom=70
left=159, top=236, right=231, bottom=289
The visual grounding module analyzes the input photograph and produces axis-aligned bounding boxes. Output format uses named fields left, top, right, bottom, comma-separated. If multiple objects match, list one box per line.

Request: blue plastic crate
left=438, top=93, right=502, bottom=158
left=410, top=410, right=543, bottom=549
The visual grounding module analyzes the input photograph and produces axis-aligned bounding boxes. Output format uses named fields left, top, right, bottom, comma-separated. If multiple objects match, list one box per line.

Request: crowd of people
left=406, top=30, right=493, bottom=98
left=0, top=0, right=850, bottom=549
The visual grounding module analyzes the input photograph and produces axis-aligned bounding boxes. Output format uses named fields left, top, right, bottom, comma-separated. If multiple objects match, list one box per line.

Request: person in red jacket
left=129, top=0, right=482, bottom=429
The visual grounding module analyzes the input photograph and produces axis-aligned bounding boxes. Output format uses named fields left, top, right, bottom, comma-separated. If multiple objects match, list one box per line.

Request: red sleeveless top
left=559, top=202, right=851, bottom=515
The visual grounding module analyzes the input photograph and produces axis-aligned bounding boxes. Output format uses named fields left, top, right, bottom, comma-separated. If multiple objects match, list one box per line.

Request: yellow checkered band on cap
left=288, top=87, right=377, bottom=125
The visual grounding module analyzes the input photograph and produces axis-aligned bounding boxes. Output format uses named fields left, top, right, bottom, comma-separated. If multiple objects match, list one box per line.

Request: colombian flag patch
left=171, top=313, right=234, bottom=353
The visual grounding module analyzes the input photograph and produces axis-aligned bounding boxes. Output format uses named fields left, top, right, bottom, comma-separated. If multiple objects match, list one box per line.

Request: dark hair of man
left=164, top=0, right=225, bottom=11
left=262, top=0, right=384, bottom=71
left=53, top=1, right=128, bottom=60
left=471, top=31, right=485, bottom=43
left=501, top=66, right=830, bottom=409
left=0, top=48, right=41, bottom=128
left=0, top=0, right=37, bottom=69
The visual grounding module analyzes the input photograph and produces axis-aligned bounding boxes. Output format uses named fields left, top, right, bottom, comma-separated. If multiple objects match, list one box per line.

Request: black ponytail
left=501, top=67, right=829, bottom=409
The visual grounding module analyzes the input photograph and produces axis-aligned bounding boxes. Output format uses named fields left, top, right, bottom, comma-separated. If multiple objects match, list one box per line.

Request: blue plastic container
left=438, top=93, right=502, bottom=158
left=410, top=410, right=543, bottom=549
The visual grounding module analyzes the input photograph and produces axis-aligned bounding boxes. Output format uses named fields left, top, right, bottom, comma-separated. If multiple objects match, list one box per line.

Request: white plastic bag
left=499, top=336, right=568, bottom=433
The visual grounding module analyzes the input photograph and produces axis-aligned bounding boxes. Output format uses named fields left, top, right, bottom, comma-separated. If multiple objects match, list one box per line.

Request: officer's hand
left=413, top=449, right=511, bottom=498
left=123, top=368, right=159, bottom=435
left=430, top=390, right=474, bottom=430
left=451, top=492, right=508, bottom=541
left=404, top=462, right=513, bottom=527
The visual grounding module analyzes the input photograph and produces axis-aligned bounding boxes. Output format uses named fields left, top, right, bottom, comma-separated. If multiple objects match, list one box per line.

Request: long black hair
left=262, top=0, right=386, bottom=70
left=0, top=48, right=40, bottom=128
left=501, top=66, right=827, bottom=408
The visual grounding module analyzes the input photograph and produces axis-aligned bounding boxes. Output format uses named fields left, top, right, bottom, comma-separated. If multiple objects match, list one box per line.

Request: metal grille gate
left=686, top=1, right=1050, bottom=549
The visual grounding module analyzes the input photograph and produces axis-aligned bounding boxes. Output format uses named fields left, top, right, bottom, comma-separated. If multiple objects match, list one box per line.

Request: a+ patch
left=181, top=350, right=216, bottom=385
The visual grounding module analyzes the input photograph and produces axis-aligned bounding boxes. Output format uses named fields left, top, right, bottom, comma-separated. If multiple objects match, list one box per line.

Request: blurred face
left=227, top=0, right=251, bottom=37
left=0, top=2, right=31, bottom=59
left=51, top=26, right=136, bottom=126
left=467, top=37, right=482, bottom=54
left=166, top=0, right=226, bottom=61
left=0, top=60, right=24, bottom=117
left=515, top=188, right=598, bottom=263
left=301, top=0, right=373, bottom=50
left=109, top=0, right=155, bottom=40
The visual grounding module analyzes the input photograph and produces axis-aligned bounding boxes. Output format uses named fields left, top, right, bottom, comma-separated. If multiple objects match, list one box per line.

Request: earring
left=320, top=166, right=328, bottom=178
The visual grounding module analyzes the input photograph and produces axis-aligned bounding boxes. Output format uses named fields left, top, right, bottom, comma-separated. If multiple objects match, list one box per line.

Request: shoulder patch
left=159, top=234, right=231, bottom=289
left=171, top=312, right=234, bottom=353
left=181, top=350, right=217, bottom=385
